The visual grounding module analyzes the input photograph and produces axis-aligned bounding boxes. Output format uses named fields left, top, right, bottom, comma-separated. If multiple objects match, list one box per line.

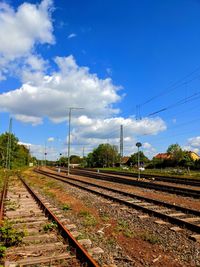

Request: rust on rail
left=19, top=175, right=99, bottom=267
left=0, top=174, right=8, bottom=224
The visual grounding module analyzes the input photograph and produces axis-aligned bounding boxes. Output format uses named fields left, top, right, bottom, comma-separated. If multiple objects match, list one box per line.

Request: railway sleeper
left=6, top=242, right=67, bottom=256
left=4, top=252, right=75, bottom=267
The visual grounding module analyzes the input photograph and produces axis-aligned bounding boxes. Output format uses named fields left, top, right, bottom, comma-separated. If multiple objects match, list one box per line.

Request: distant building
left=121, top=156, right=130, bottom=165
left=154, top=153, right=171, bottom=160
left=116, top=156, right=130, bottom=167
left=188, top=151, right=200, bottom=161
left=154, top=151, right=200, bottom=161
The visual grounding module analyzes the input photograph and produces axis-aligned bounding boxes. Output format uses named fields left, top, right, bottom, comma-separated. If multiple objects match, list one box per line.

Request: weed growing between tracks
left=23, top=169, right=200, bottom=266
left=62, top=204, right=71, bottom=211
left=0, top=221, right=26, bottom=260
left=43, top=221, right=58, bottom=232
left=78, top=210, right=97, bottom=227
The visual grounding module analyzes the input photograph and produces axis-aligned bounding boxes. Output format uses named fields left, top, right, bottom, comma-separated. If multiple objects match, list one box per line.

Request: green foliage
left=167, top=143, right=184, bottom=162
left=70, top=155, right=82, bottom=164
left=79, top=210, right=91, bottom=217
left=0, top=246, right=6, bottom=258
left=129, top=151, right=149, bottom=166
left=62, top=204, right=71, bottom=211
left=0, top=221, right=25, bottom=247
left=0, top=132, right=32, bottom=169
left=43, top=222, right=58, bottom=232
left=100, top=212, right=110, bottom=222
left=115, top=219, right=134, bottom=238
left=86, top=143, right=119, bottom=167
left=79, top=210, right=97, bottom=226
left=57, top=156, right=68, bottom=167
left=140, top=232, right=160, bottom=244
left=6, top=200, right=19, bottom=211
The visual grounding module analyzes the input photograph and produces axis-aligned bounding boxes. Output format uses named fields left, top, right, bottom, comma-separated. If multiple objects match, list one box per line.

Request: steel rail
left=18, top=175, right=99, bottom=267
left=35, top=169, right=200, bottom=234
left=91, top=169, right=200, bottom=187
left=0, top=174, right=8, bottom=223
left=70, top=169, right=200, bottom=198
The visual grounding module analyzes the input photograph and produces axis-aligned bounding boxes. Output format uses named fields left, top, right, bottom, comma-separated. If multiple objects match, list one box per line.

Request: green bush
left=0, top=246, right=6, bottom=258
left=43, top=222, right=58, bottom=232
left=0, top=222, right=25, bottom=247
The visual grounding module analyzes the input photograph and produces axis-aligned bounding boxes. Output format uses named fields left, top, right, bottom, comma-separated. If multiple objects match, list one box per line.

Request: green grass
left=115, top=219, right=134, bottom=237
left=0, top=221, right=25, bottom=247
left=98, top=167, right=200, bottom=180
left=79, top=210, right=97, bottom=227
left=43, top=222, right=58, bottom=232
left=140, top=232, right=161, bottom=244
left=62, top=204, right=71, bottom=211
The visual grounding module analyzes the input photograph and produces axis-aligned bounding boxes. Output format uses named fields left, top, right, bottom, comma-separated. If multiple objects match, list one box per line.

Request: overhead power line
left=139, top=66, right=200, bottom=107
left=148, top=91, right=200, bottom=117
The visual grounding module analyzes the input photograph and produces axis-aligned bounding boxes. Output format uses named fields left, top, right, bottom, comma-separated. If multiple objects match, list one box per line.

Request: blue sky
left=1, top=0, right=200, bottom=160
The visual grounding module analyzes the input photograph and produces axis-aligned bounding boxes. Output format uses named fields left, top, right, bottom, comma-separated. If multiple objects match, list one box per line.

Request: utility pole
left=136, top=142, right=142, bottom=180
left=44, top=141, right=47, bottom=167
left=82, top=146, right=85, bottom=158
left=67, top=107, right=84, bottom=176
left=6, top=118, right=12, bottom=170
left=120, top=125, right=123, bottom=167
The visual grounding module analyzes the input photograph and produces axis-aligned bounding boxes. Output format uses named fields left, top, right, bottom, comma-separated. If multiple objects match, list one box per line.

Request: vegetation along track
left=0, top=174, right=99, bottom=267
left=69, top=168, right=200, bottom=199
left=35, top=168, right=200, bottom=240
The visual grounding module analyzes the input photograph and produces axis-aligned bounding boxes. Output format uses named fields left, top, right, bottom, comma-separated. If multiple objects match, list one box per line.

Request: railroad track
left=69, top=168, right=200, bottom=199
left=89, top=168, right=200, bottom=187
left=0, top=174, right=99, bottom=267
left=35, top=168, right=200, bottom=241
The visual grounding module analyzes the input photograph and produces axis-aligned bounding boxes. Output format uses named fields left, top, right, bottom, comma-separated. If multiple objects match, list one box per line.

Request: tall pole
left=67, top=107, right=84, bottom=176
left=67, top=108, right=71, bottom=176
left=44, top=141, right=47, bottom=166
left=138, top=146, right=140, bottom=179
left=6, top=118, right=12, bottom=170
left=120, top=125, right=123, bottom=167
left=136, top=142, right=142, bottom=180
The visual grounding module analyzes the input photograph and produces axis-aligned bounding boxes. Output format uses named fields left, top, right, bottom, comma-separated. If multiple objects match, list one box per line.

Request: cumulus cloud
left=0, top=0, right=54, bottom=80
left=74, top=117, right=166, bottom=139
left=0, top=53, right=166, bottom=156
left=0, top=55, right=121, bottom=124
left=68, top=116, right=165, bottom=157
left=187, top=136, right=200, bottom=148
left=182, top=136, right=200, bottom=155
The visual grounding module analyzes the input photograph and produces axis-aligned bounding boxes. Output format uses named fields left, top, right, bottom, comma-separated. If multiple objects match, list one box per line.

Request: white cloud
left=0, top=54, right=167, bottom=156
left=142, top=142, right=156, bottom=159
left=0, top=55, right=121, bottom=124
left=74, top=117, right=166, bottom=140
left=187, top=136, right=200, bottom=148
left=67, top=33, right=77, bottom=39
left=48, top=137, right=55, bottom=142
left=68, top=116, right=165, bottom=157
left=0, top=0, right=54, bottom=80
left=181, top=136, right=200, bottom=155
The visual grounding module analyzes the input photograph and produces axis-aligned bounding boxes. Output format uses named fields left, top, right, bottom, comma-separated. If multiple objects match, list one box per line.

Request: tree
left=129, top=151, right=149, bottom=166
left=166, top=143, right=184, bottom=164
left=86, top=144, right=119, bottom=168
left=70, top=155, right=82, bottom=164
left=58, top=156, right=68, bottom=167
left=0, top=132, right=31, bottom=169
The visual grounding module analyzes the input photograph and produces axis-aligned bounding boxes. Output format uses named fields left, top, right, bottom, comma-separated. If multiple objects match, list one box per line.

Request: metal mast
left=120, top=124, right=123, bottom=165
left=6, top=118, right=12, bottom=170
